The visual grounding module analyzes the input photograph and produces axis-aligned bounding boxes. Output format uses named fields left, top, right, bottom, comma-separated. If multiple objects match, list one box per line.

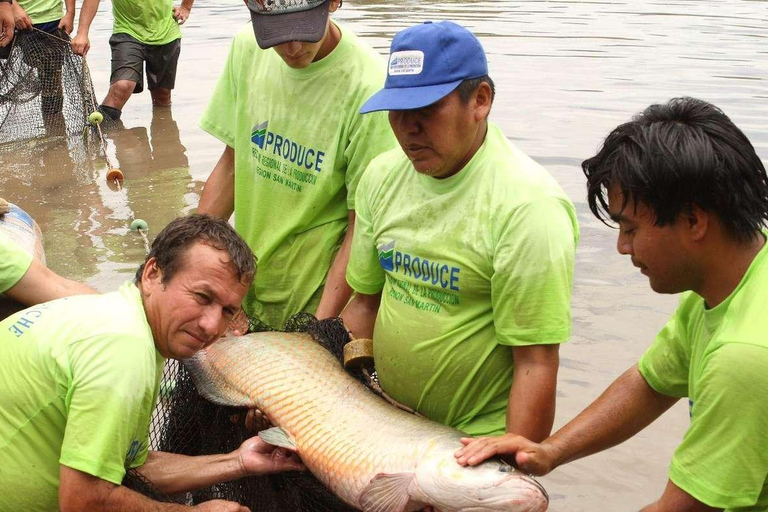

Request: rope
left=138, top=228, right=150, bottom=254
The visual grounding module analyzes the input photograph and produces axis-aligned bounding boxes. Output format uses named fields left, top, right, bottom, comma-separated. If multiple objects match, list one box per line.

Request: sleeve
left=0, top=232, right=33, bottom=293
left=492, top=197, right=578, bottom=346
left=59, top=336, right=156, bottom=484
left=343, top=109, right=397, bottom=210
left=668, top=343, right=768, bottom=509
left=637, top=296, right=694, bottom=398
left=345, top=166, right=386, bottom=294
left=198, top=34, right=240, bottom=148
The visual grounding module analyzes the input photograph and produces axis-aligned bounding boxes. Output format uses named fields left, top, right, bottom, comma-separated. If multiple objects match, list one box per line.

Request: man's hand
left=194, top=500, right=251, bottom=512
left=238, top=436, right=304, bottom=476
left=454, top=434, right=556, bottom=476
left=0, top=2, right=13, bottom=47
left=70, top=32, right=89, bottom=55
left=13, top=3, right=32, bottom=31
left=172, top=5, right=190, bottom=24
left=58, top=11, right=74, bottom=33
left=226, top=308, right=249, bottom=336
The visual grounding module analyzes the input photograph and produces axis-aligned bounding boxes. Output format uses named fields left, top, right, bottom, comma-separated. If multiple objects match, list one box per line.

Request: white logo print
left=388, top=51, right=424, bottom=76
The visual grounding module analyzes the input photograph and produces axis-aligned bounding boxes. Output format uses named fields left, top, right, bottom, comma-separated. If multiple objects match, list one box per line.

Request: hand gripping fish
left=184, top=331, right=549, bottom=512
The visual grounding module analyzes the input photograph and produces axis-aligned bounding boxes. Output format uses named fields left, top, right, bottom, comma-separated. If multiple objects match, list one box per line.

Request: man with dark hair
left=198, top=0, right=396, bottom=330
left=341, top=21, right=578, bottom=440
left=456, top=97, right=768, bottom=511
left=0, top=214, right=304, bottom=512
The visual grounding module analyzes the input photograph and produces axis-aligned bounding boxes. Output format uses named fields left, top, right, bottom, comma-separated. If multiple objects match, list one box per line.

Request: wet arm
left=340, top=291, right=381, bottom=340
left=0, top=3, right=13, bottom=48
left=138, top=437, right=303, bottom=494
left=456, top=364, right=678, bottom=474
left=543, top=364, right=678, bottom=470
left=6, top=258, right=96, bottom=306
left=136, top=451, right=246, bottom=495
left=315, top=211, right=355, bottom=319
left=75, top=0, right=98, bottom=36
left=641, top=480, right=721, bottom=512
left=507, top=344, right=559, bottom=442
left=59, top=465, right=192, bottom=511
left=198, top=146, right=235, bottom=220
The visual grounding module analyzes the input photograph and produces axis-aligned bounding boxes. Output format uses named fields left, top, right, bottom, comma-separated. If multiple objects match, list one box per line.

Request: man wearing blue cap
left=198, top=0, right=395, bottom=330
left=342, top=21, right=579, bottom=440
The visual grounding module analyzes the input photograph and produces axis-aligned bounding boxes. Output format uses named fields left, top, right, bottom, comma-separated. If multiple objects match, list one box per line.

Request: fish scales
left=185, top=332, right=549, bottom=512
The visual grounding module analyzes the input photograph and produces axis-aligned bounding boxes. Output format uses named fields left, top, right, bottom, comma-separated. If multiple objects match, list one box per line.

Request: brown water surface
left=1, top=1, right=767, bottom=510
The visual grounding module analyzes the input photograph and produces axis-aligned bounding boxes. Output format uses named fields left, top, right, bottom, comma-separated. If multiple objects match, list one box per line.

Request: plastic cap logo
left=388, top=51, right=424, bottom=76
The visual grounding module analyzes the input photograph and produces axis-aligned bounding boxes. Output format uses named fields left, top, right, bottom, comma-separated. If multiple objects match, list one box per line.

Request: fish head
left=413, top=444, right=548, bottom=512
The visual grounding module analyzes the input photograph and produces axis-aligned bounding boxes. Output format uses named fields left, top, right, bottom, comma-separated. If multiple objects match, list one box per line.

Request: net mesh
left=127, top=315, right=360, bottom=510
left=0, top=29, right=104, bottom=149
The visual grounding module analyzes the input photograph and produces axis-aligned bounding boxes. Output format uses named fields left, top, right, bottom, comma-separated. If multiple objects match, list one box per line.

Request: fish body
left=184, top=332, right=548, bottom=512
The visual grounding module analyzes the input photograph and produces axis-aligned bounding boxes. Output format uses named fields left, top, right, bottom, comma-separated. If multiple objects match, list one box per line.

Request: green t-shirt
left=112, top=0, right=181, bottom=45
left=639, top=234, right=768, bottom=511
left=0, top=231, right=32, bottom=293
left=0, top=282, right=165, bottom=511
left=200, top=23, right=396, bottom=329
left=17, top=0, right=63, bottom=25
left=347, top=124, right=579, bottom=436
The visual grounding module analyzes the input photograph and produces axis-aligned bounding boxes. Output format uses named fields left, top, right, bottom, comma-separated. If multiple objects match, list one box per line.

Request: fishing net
left=125, top=314, right=361, bottom=510
left=0, top=29, right=102, bottom=148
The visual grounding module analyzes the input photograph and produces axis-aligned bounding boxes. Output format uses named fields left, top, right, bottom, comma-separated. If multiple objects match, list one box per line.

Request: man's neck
left=698, top=232, right=765, bottom=308
left=314, top=21, right=341, bottom=62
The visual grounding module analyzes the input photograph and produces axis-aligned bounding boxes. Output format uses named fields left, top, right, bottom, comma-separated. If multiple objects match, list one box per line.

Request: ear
left=141, top=257, right=164, bottom=292
left=329, top=0, right=342, bottom=13
left=686, top=205, right=709, bottom=242
left=472, top=82, right=493, bottom=122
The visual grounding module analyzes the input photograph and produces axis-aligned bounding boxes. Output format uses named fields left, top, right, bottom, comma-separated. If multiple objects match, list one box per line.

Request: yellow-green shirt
left=0, top=231, right=32, bottom=293
left=200, top=24, right=396, bottom=328
left=112, top=0, right=181, bottom=45
left=347, top=124, right=578, bottom=436
left=17, top=0, right=63, bottom=25
left=0, top=282, right=165, bottom=511
left=639, top=233, right=768, bottom=511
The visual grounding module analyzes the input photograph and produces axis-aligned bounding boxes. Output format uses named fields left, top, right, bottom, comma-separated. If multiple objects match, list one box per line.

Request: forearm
left=75, top=0, right=98, bottom=34
left=339, top=292, right=380, bottom=340
left=64, top=0, right=74, bottom=16
left=59, top=465, right=191, bottom=512
left=315, top=212, right=355, bottom=319
left=198, top=146, right=235, bottom=219
left=506, top=358, right=558, bottom=442
left=181, top=0, right=194, bottom=11
left=544, top=364, right=678, bottom=469
left=90, top=486, right=190, bottom=512
left=640, top=480, right=721, bottom=512
left=6, top=260, right=97, bottom=306
left=137, top=450, right=245, bottom=495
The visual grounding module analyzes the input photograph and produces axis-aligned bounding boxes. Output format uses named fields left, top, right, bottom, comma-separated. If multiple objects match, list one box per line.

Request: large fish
left=184, top=331, right=549, bottom=512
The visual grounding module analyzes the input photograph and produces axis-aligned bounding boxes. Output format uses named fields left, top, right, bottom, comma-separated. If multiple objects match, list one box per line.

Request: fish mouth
left=521, top=474, right=549, bottom=503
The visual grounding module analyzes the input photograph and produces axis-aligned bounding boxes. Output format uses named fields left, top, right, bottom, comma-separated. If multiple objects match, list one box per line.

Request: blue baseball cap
left=360, top=21, right=488, bottom=114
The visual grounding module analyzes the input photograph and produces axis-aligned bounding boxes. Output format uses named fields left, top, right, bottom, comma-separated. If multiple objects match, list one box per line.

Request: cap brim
left=359, top=80, right=463, bottom=114
left=250, top=0, right=330, bottom=50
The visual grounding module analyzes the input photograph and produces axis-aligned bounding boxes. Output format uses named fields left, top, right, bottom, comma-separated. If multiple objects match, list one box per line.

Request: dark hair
left=134, top=214, right=255, bottom=286
left=457, top=75, right=495, bottom=104
left=583, top=97, right=768, bottom=243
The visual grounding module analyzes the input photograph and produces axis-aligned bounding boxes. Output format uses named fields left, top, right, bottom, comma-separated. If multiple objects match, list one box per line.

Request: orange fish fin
left=359, top=472, right=426, bottom=512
